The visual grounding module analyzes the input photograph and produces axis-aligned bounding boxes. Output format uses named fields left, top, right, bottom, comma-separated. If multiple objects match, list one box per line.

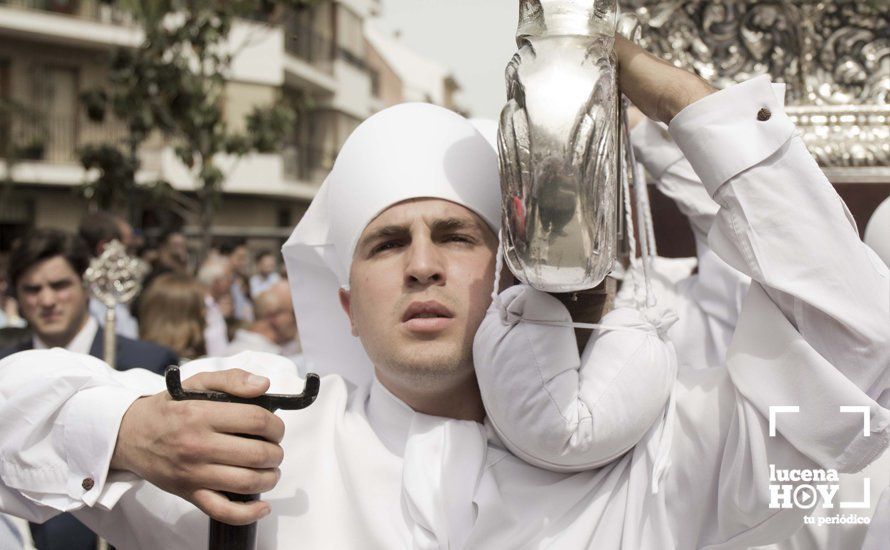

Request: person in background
left=155, top=229, right=190, bottom=275
left=225, top=280, right=303, bottom=372
left=218, top=237, right=253, bottom=322
left=78, top=210, right=140, bottom=339
left=0, top=228, right=177, bottom=550
left=196, top=257, right=233, bottom=357
left=0, top=273, right=25, bottom=330
left=248, top=250, right=281, bottom=299
left=138, top=273, right=207, bottom=361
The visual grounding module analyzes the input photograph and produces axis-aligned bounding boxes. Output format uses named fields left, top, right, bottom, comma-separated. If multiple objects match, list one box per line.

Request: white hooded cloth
left=282, top=103, right=501, bottom=388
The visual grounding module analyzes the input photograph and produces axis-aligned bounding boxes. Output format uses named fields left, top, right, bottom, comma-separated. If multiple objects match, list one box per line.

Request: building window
left=336, top=5, right=365, bottom=62
left=29, top=64, right=79, bottom=162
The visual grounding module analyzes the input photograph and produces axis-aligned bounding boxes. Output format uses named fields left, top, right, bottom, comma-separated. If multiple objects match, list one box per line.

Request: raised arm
left=615, top=35, right=890, bottom=546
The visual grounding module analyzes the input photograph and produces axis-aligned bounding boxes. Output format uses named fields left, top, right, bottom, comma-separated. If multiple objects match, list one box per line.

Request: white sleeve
left=662, top=75, right=890, bottom=548
left=0, top=349, right=164, bottom=522
left=631, top=117, right=751, bottom=355
left=473, top=285, right=676, bottom=472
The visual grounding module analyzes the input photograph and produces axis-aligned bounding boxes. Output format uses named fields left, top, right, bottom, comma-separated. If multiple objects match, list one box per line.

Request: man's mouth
left=402, top=301, right=454, bottom=333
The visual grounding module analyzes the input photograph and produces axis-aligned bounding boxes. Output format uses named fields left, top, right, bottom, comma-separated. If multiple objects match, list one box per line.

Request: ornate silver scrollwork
left=624, top=0, right=890, bottom=168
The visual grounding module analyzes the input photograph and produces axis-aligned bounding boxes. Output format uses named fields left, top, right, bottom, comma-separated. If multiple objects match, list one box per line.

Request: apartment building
left=0, top=0, right=404, bottom=254
left=364, top=23, right=468, bottom=116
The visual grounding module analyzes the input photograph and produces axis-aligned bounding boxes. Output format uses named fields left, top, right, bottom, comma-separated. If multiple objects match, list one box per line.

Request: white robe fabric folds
left=0, top=76, right=889, bottom=549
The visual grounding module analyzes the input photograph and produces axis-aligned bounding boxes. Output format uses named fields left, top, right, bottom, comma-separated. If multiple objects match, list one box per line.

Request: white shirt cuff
left=57, top=385, right=144, bottom=507
left=668, top=75, right=794, bottom=196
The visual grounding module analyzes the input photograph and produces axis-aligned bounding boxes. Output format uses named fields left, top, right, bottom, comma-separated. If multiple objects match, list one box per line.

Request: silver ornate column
left=499, top=0, right=623, bottom=292
left=623, top=0, right=889, bottom=177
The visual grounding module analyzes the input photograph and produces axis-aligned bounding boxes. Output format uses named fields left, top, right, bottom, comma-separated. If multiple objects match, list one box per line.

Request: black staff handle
left=165, top=366, right=321, bottom=550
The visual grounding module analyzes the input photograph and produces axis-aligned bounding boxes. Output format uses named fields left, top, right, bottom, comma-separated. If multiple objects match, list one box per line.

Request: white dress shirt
left=33, top=316, right=98, bottom=355
left=203, top=295, right=229, bottom=358
left=249, top=273, right=281, bottom=300
left=0, top=76, right=888, bottom=549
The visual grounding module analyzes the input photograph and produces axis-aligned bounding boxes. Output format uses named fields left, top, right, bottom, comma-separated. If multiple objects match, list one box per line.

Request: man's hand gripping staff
left=110, top=367, right=320, bottom=550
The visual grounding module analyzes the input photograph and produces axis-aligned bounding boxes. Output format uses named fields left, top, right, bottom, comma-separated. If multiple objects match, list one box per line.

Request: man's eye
left=371, top=240, right=403, bottom=255
left=443, top=234, right=474, bottom=245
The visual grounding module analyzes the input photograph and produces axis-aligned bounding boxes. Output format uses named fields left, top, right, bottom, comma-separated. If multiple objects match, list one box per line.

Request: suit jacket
left=0, top=327, right=178, bottom=375
left=0, top=324, right=178, bottom=550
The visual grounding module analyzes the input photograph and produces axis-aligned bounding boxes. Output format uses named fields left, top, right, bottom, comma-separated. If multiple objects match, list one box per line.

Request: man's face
left=340, top=199, right=498, bottom=386
left=165, top=233, right=189, bottom=264
left=16, top=255, right=89, bottom=347
left=211, top=265, right=234, bottom=300
left=231, top=246, right=249, bottom=275
left=270, top=292, right=298, bottom=344
left=258, top=255, right=276, bottom=276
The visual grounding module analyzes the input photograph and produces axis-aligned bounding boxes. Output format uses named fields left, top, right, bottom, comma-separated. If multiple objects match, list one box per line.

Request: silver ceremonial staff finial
left=84, top=239, right=146, bottom=372
left=84, top=238, right=146, bottom=550
left=499, top=0, right=640, bottom=292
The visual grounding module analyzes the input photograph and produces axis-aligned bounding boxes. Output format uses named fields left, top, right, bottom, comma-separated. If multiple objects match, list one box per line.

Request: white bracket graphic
left=840, top=405, right=871, bottom=437
left=769, top=405, right=800, bottom=437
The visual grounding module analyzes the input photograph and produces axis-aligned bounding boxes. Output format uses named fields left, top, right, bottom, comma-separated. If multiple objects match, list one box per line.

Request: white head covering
left=282, top=103, right=501, bottom=388
left=469, top=118, right=499, bottom=151
left=865, top=196, right=890, bottom=266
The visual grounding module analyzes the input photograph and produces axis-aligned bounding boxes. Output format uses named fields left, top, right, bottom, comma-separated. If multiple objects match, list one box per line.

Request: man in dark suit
left=0, top=228, right=178, bottom=550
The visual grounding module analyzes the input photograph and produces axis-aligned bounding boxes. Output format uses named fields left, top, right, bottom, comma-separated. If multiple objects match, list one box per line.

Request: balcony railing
left=283, top=19, right=334, bottom=71
left=0, top=111, right=130, bottom=164
left=0, top=0, right=132, bottom=24
left=282, top=143, right=335, bottom=183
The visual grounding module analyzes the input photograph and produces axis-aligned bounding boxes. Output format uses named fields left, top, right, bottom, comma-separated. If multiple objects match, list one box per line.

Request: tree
left=82, top=0, right=318, bottom=257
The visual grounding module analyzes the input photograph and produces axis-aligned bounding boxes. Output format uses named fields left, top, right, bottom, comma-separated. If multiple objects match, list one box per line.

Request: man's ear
left=338, top=287, right=358, bottom=337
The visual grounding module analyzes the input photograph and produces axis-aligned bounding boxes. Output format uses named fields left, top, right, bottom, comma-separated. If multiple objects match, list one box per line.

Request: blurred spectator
left=78, top=211, right=140, bottom=338
left=226, top=280, right=303, bottom=372
left=138, top=273, right=207, bottom=360
left=0, top=273, right=25, bottom=330
left=79, top=210, right=133, bottom=252
left=135, top=229, right=190, bottom=321
left=156, top=229, right=190, bottom=275
left=0, top=229, right=177, bottom=550
left=219, top=237, right=254, bottom=322
left=197, top=257, right=233, bottom=357
left=249, top=250, right=281, bottom=299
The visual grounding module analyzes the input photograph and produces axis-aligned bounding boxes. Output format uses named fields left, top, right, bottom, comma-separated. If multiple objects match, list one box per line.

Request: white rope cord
left=619, top=113, right=646, bottom=312
left=621, top=98, right=657, bottom=309
left=636, top=161, right=658, bottom=258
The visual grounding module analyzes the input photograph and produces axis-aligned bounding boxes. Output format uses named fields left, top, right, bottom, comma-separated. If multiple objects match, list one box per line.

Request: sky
left=372, top=0, right=519, bottom=120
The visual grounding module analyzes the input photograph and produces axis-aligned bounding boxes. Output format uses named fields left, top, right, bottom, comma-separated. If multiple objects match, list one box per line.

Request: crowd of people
left=0, top=214, right=303, bottom=548
left=0, top=213, right=302, bottom=366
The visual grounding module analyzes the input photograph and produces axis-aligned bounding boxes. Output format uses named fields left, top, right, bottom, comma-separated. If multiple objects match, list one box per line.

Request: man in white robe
left=629, top=109, right=890, bottom=550
left=0, top=37, right=888, bottom=549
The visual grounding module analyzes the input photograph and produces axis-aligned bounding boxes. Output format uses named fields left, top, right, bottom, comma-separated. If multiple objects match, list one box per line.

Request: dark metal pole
left=165, top=366, right=320, bottom=550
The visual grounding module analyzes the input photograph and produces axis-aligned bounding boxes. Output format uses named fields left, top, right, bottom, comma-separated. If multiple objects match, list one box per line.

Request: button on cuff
left=82, top=477, right=95, bottom=491
left=668, top=75, right=796, bottom=196
left=757, top=108, right=772, bottom=121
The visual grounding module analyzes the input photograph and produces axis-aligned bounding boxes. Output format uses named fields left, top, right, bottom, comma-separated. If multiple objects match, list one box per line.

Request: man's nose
left=36, top=287, right=57, bottom=308
left=404, top=239, right=445, bottom=286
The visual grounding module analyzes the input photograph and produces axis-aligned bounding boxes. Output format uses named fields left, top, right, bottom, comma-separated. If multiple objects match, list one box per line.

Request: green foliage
left=78, top=144, right=137, bottom=209
left=77, top=0, right=323, bottom=253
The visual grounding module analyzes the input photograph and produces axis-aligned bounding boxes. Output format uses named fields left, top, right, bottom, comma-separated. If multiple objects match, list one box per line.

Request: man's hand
left=614, top=35, right=716, bottom=125
left=111, top=369, right=285, bottom=525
